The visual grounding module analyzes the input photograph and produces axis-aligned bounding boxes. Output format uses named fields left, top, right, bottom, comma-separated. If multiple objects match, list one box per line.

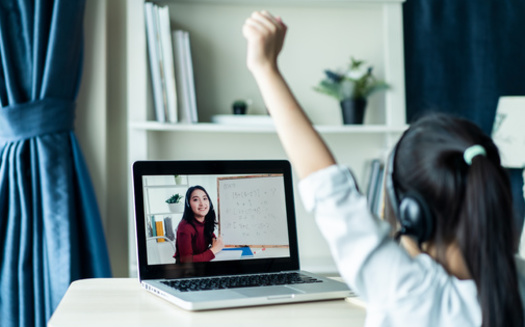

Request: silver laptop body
left=132, top=160, right=353, bottom=311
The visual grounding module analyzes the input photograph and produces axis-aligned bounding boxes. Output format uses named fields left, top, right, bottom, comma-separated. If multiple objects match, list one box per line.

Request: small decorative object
left=166, top=193, right=184, bottom=213
left=232, top=99, right=247, bottom=115
left=491, top=96, right=525, bottom=168
left=314, top=57, right=389, bottom=124
left=174, top=175, right=182, bottom=184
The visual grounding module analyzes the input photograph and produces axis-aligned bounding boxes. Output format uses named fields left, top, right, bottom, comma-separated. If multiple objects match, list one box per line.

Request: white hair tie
left=463, top=145, right=486, bottom=165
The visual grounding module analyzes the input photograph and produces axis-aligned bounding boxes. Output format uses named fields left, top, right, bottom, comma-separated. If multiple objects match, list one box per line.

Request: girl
left=242, top=11, right=525, bottom=327
left=174, top=185, right=224, bottom=263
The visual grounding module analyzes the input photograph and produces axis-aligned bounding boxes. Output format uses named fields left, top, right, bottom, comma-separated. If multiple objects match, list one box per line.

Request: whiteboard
left=217, top=175, right=289, bottom=247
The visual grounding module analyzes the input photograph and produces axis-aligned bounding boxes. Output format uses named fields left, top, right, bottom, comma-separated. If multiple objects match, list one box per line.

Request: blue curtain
left=403, top=0, right=525, bottom=235
left=0, top=1, right=112, bottom=326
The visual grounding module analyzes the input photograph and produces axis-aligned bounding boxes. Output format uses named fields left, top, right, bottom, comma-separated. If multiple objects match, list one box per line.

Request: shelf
left=156, top=0, right=405, bottom=5
left=143, top=184, right=188, bottom=189
left=129, top=121, right=408, bottom=134
left=148, top=212, right=182, bottom=216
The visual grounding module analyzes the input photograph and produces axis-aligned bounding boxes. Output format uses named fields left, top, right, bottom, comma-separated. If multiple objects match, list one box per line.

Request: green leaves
left=314, top=57, right=389, bottom=102
left=314, top=79, right=344, bottom=100
left=166, top=193, right=184, bottom=204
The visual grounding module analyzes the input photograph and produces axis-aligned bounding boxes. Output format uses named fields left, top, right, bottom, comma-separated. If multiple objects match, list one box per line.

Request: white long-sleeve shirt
left=299, top=164, right=525, bottom=327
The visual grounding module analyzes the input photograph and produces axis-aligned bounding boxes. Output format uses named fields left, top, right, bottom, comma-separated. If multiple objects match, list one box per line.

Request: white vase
left=168, top=202, right=184, bottom=213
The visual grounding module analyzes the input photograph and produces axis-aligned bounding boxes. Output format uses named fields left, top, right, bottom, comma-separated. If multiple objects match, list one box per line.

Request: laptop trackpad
left=235, top=286, right=303, bottom=298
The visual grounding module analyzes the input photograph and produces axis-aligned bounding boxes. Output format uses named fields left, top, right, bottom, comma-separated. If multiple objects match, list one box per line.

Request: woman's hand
left=242, top=11, right=287, bottom=76
left=210, top=235, right=224, bottom=255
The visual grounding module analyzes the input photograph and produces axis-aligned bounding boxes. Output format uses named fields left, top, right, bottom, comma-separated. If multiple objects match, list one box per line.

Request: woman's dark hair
left=181, top=185, right=217, bottom=246
left=392, top=113, right=523, bottom=327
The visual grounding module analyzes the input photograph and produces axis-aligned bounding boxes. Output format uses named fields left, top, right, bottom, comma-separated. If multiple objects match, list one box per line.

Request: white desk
left=48, top=278, right=366, bottom=327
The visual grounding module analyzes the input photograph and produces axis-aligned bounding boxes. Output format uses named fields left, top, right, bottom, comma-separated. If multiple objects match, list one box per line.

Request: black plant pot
left=233, top=103, right=247, bottom=115
left=340, top=98, right=367, bottom=125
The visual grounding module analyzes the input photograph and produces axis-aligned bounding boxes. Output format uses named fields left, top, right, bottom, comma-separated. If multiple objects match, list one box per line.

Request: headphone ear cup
left=398, top=192, right=434, bottom=244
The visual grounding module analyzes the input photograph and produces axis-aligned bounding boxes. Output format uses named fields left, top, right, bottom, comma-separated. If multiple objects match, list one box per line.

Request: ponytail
left=458, top=154, right=523, bottom=327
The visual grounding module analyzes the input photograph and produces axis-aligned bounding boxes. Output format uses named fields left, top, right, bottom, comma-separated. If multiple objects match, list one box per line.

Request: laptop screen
left=132, top=160, right=300, bottom=280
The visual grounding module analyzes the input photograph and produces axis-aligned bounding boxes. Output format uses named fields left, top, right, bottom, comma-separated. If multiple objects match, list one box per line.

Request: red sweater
left=174, top=219, right=215, bottom=263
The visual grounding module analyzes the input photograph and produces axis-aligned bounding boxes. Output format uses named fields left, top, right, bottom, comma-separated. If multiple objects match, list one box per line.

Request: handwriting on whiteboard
left=218, top=176, right=289, bottom=246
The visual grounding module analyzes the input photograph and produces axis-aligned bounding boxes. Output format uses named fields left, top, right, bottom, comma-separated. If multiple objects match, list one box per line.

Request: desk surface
left=48, top=278, right=366, bottom=327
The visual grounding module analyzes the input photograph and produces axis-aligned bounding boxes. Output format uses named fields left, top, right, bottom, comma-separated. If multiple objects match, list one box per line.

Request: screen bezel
left=132, top=160, right=300, bottom=280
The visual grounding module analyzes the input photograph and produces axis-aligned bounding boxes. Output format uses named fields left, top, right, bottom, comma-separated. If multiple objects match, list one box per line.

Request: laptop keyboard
left=162, top=272, right=323, bottom=292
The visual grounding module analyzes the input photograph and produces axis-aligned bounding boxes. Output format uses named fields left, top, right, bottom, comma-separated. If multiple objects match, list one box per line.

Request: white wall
left=165, top=2, right=386, bottom=125
left=77, top=0, right=129, bottom=277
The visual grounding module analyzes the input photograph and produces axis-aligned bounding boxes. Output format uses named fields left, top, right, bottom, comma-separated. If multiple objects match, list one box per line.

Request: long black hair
left=392, top=113, right=523, bottom=327
left=181, top=185, right=217, bottom=246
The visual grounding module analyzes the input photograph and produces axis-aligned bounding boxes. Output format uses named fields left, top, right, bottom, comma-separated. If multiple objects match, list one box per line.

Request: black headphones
left=385, top=143, right=434, bottom=245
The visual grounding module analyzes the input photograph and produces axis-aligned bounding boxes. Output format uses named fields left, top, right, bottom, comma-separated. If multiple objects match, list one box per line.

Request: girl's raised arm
left=242, top=11, right=336, bottom=179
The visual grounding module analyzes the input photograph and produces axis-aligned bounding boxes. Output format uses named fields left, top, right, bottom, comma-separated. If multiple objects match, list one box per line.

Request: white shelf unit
left=129, top=121, right=408, bottom=134
left=126, top=0, right=406, bottom=277
left=142, top=179, right=188, bottom=217
left=142, top=176, right=188, bottom=265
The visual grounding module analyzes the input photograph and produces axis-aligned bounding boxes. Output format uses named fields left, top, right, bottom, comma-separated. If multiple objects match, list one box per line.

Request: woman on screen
left=174, top=185, right=224, bottom=263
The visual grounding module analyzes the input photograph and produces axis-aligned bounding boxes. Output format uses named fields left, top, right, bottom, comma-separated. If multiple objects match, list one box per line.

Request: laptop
left=132, top=159, right=354, bottom=311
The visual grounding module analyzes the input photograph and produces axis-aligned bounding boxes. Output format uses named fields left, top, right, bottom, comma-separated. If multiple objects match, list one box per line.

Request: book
left=150, top=215, right=157, bottom=237
left=183, top=31, right=198, bottom=123
left=147, top=216, right=154, bottom=237
left=157, top=5, right=178, bottom=123
left=172, top=30, right=190, bottom=123
left=365, top=159, right=382, bottom=212
left=144, top=3, right=167, bottom=122
left=155, top=220, right=165, bottom=242
left=152, top=5, right=169, bottom=123
left=163, top=217, right=175, bottom=241
left=172, top=30, right=198, bottom=123
left=364, top=158, right=387, bottom=218
left=373, top=165, right=387, bottom=218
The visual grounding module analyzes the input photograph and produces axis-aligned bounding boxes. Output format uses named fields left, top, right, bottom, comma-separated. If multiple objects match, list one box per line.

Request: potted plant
left=232, top=99, right=248, bottom=115
left=314, top=57, right=389, bottom=124
left=166, top=193, right=184, bottom=213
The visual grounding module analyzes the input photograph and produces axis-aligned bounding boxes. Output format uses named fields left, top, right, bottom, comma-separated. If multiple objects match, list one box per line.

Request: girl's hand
left=242, top=11, right=287, bottom=75
left=211, top=235, right=224, bottom=254
left=242, top=11, right=336, bottom=179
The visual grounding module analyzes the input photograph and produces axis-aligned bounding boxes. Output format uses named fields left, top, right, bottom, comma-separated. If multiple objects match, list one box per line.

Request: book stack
left=149, top=216, right=166, bottom=243
left=144, top=2, right=198, bottom=123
